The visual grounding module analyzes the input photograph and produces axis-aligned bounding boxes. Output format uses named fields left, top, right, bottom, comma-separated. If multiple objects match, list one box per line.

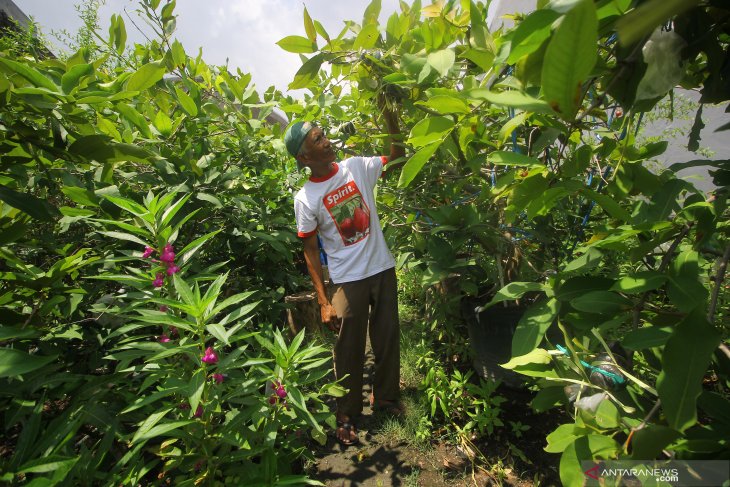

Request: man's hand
left=320, top=302, right=341, bottom=333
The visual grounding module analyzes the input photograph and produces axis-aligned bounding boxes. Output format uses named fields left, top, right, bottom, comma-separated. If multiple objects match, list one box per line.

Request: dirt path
left=309, top=343, right=492, bottom=486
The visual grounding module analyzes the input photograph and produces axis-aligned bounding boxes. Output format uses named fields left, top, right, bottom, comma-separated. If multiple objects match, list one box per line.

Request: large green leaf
left=407, top=116, right=454, bottom=147
left=541, top=0, right=598, bottom=119
left=622, top=326, right=672, bottom=350
left=610, top=271, right=667, bottom=294
left=560, top=435, right=620, bottom=487
left=469, top=89, right=553, bottom=114
left=61, top=63, right=93, bottom=94
left=629, top=425, right=681, bottom=460
left=427, top=49, right=455, bottom=77
left=511, top=298, right=559, bottom=357
left=174, top=86, right=198, bottom=116
left=616, top=0, right=700, bottom=46
left=0, top=349, right=57, bottom=378
left=415, top=95, right=470, bottom=114
left=545, top=424, right=580, bottom=453
left=0, top=57, right=58, bottom=92
left=289, top=54, right=324, bottom=90
left=0, top=186, right=60, bottom=221
left=503, top=9, right=560, bottom=64
left=397, top=141, right=440, bottom=188
left=562, top=248, right=603, bottom=274
left=276, top=35, right=317, bottom=53
left=487, top=151, right=543, bottom=168
left=354, top=24, right=380, bottom=50
left=657, top=308, right=721, bottom=432
left=126, top=61, right=166, bottom=92
left=570, top=291, right=632, bottom=314
left=69, top=135, right=154, bottom=164
left=667, top=250, right=708, bottom=312
left=486, top=281, right=549, bottom=308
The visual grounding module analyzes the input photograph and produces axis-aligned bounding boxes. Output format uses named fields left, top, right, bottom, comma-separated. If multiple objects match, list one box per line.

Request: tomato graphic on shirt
left=324, top=181, right=371, bottom=245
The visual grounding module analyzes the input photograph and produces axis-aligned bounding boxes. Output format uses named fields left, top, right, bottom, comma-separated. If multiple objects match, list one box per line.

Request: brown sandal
left=335, top=420, right=359, bottom=445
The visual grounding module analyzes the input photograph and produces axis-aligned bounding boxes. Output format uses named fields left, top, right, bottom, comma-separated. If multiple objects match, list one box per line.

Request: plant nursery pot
left=467, top=304, right=527, bottom=388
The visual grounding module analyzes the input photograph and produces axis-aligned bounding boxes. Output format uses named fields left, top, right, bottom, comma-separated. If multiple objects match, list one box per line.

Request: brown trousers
left=331, top=267, right=400, bottom=418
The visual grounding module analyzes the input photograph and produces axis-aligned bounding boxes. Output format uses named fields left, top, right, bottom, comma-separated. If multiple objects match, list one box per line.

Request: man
left=284, top=102, right=405, bottom=446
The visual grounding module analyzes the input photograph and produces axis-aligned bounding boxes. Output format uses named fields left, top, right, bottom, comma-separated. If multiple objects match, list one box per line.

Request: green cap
left=284, top=121, right=314, bottom=157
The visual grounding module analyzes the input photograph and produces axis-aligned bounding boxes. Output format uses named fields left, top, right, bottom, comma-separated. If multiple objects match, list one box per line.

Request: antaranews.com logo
left=581, top=460, right=729, bottom=486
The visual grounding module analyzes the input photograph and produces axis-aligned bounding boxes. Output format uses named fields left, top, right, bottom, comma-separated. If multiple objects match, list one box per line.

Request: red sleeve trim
left=297, top=229, right=317, bottom=238
left=381, top=155, right=389, bottom=166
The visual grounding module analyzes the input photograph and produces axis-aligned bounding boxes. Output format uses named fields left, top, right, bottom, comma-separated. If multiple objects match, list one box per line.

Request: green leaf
left=610, top=271, right=667, bottom=294
left=98, top=230, right=148, bottom=247
left=363, top=0, right=382, bottom=25
left=531, top=386, right=566, bottom=412
left=18, top=455, right=78, bottom=474
left=173, top=274, right=197, bottom=309
left=581, top=189, right=630, bottom=221
left=69, top=135, right=154, bottom=164
left=667, top=252, right=708, bottom=313
left=560, top=435, right=620, bottom=487
left=0, top=57, right=58, bottom=92
left=154, top=110, right=172, bottom=137
left=116, top=103, right=152, bottom=138
left=622, top=326, right=672, bottom=350
left=630, top=425, right=681, bottom=460
left=468, top=89, right=553, bottom=114
left=545, top=424, right=580, bottom=453
left=289, top=54, right=324, bottom=90
left=354, top=23, right=380, bottom=50
left=171, top=39, right=186, bottom=67
left=541, top=0, right=598, bottom=119
left=0, top=327, right=39, bottom=340
left=502, top=348, right=551, bottom=369
left=486, top=281, right=549, bottom=308
left=504, top=9, right=560, bottom=64
left=562, top=248, right=603, bottom=273
left=126, top=61, right=166, bottom=92
left=570, top=291, right=632, bottom=314
left=303, top=7, right=317, bottom=42
left=427, top=49, right=455, bottom=77
left=657, top=308, right=721, bottom=432
left=511, top=298, right=559, bottom=356
left=134, top=420, right=193, bottom=444
left=415, top=95, right=470, bottom=114
left=594, top=399, right=620, bottom=429
left=616, top=0, right=699, bottom=46
left=188, top=369, right=205, bottom=413
left=174, top=86, right=198, bottom=116
left=487, top=151, right=543, bottom=167
left=460, top=48, right=494, bottom=72
left=61, top=186, right=99, bottom=207
left=276, top=35, right=317, bottom=54
left=0, top=186, right=60, bottom=221
left=407, top=116, right=454, bottom=147
left=397, top=142, right=440, bottom=188
left=61, top=63, right=93, bottom=94
left=0, top=349, right=57, bottom=378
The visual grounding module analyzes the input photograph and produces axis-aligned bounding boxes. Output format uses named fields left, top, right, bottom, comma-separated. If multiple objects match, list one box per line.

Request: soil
left=308, top=344, right=563, bottom=486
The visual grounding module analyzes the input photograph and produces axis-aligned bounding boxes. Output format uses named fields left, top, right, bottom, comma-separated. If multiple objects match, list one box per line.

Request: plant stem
left=707, top=243, right=730, bottom=325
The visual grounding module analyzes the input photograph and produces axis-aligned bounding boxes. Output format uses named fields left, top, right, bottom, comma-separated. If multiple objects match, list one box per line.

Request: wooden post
left=285, top=291, right=321, bottom=335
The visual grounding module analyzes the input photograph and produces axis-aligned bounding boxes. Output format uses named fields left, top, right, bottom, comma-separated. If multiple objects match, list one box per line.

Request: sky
left=13, top=0, right=403, bottom=94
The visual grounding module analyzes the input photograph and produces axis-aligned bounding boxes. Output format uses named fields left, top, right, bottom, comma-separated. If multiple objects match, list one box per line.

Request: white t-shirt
left=294, top=156, right=395, bottom=284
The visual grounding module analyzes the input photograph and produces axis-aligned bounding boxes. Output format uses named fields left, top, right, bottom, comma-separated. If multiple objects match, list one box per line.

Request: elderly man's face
left=299, top=126, right=336, bottom=166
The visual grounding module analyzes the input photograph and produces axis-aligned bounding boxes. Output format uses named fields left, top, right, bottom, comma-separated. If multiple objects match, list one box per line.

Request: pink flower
left=142, top=246, right=155, bottom=258
left=159, top=334, right=171, bottom=343
left=179, top=402, right=190, bottom=410
left=153, top=273, right=165, bottom=287
left=166, top=265, right=180, bottom=276
left=201, top=346, right=218, bottom=364
left=268, top=395, right=277, bottom=405
left=159, top=305, right=168, bottom=312
left=164, top=243, right=174, bottom=253
left=193, top=405, right=203, bottom=418
left=275, top=384, right=287, bottom=399
left=160, top=251, right=175, bottom=264
left=170, top=326, right=178, bottom=337
left=212, top=373, right=224, bottom=384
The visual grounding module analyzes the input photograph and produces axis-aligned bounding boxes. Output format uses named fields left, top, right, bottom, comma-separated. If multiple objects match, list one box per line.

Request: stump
left=285, top=291, right=321, bottom=335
